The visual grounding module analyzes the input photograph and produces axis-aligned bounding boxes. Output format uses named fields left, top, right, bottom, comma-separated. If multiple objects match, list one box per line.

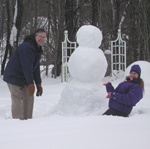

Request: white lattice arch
left=61, top=31, right=76, bottom=82
left=111, top=29, right=126, bottom=79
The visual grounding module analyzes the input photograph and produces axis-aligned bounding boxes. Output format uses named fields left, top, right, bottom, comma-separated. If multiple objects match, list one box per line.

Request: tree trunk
left=65, top=0, right=75, bottom=41
left=112, top=0, right=120, bottom=39
left=92, top=0, right=99, bottom=26
left=1, top=0, right=13, bottom=75
left=34, top=0, right=39, bottom=29
left=51, top=0, right=65, bottom=78
left=15, top=0, right=23, bottom=47
left=0, top=0, right=6, bottom=64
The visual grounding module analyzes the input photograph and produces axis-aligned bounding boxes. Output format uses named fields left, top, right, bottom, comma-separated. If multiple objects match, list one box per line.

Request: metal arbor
left=61, top=30, right=76, bottom=82
left=111, top=29, right=126, bottom=79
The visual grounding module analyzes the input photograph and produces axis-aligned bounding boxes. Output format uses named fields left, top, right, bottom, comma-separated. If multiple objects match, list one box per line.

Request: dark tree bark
left=15, top=0, right=23, bottom=47
left=127, top=0, right=150, bottom=65
left=65, top=0, right=75, bottom=41
left=1, top=0, right=13, bottom=75
left=92, top=0, right=99, bottom=26
left=112, top=0, right=121, bottom=39
left=1, top=0, right=150, bottom=77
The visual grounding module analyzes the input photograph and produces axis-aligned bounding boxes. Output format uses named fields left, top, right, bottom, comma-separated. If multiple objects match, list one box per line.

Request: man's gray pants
left=7, top=83, right=34, bottom=120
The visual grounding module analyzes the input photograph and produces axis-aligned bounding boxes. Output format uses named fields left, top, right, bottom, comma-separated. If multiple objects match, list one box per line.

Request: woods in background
left=0, top=0, right=150, bottom=77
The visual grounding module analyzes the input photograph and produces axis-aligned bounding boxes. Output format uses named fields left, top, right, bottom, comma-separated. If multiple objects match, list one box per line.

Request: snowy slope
left=0, top=74, right=150, bottom=149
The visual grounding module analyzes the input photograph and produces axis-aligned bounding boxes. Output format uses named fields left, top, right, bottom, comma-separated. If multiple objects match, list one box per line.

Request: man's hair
left=34, top=28, right=46, bottom=36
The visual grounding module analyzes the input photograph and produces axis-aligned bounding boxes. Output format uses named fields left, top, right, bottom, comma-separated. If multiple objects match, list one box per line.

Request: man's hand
left=29, top=83, right=35, bottom=96
left=36, top=84, right=43, bottom=96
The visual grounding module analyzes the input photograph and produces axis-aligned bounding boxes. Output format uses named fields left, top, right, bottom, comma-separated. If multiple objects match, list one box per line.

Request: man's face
left=35, top=32, right=46, bottom=46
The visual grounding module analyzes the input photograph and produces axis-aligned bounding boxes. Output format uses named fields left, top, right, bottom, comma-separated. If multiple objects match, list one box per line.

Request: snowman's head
left=76, top=25, right=103, bottom=48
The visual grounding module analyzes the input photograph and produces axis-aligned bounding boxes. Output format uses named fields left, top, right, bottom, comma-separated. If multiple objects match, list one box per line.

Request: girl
left=103, top=64, right=144, bottom=117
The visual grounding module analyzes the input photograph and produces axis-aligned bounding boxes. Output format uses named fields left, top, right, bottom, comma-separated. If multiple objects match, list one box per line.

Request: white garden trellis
left=111, top=29, right=126, bottom=79
left=61, top=30, right=76, bottom=82
left=61, top=29, right=126, bottom=82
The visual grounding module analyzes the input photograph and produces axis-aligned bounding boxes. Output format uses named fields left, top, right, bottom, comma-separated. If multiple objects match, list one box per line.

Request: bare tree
left=1, top=0, right=13, bottom=75
left=92, top=0, right=99, bottom=26
left=1, top=0, right=150, bottom=77
left=15, top=0, right=23, bottom=47
left=52, top=0, right=65, bottom=78
left=65, top=0, right=74, bottom=41
left=126, top=0, right=150, bottom=65
left=0, top=0, right=6, bottom=64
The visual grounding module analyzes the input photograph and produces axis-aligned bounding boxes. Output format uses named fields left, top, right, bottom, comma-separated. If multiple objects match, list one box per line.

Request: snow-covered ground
left=0, top=72, right=150, bottom=149
left=1, top=23, right=149, bottom=149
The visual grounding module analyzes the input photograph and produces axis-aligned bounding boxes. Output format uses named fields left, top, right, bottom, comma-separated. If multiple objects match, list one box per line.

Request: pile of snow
left=0, top=60, right=150, bottom=148
left=104, top=49, right=111, bottom=55
left=124, top=61, right=150, bottom=115
left=53, top=80, right=107, bottom=116
left=0, top=74, right=150, bottom=149
left=125, top=60, right=150, bottom=85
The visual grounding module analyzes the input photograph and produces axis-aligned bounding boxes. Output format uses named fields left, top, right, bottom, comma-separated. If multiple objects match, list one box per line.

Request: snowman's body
left=55, top=25, right=108, bottom=115
left=68, top=46, right=107, bottom=82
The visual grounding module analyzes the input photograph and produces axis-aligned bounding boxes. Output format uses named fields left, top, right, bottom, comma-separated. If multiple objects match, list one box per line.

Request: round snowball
left=77, top=25, right=103, bottom=48
left=68, top=47, right=108, bottom=82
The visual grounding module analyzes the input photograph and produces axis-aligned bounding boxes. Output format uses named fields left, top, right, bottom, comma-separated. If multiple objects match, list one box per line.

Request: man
left=3, top=28, right=46, bottom=120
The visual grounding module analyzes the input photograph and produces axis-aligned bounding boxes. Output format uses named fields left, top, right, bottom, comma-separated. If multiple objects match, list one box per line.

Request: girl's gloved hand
left=106, top=92, right=111, bottom=98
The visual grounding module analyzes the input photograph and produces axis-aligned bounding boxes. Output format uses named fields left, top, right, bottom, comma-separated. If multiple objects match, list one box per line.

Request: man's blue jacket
left=3, top=34, right=43, bottom=87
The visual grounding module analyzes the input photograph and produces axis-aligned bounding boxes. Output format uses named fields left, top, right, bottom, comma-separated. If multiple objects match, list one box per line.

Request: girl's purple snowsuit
left=106, top=79, right=143, bottom=115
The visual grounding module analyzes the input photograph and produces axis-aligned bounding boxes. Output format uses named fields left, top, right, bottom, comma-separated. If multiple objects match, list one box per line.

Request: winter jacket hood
left=24, top=34, right=43, bottom=54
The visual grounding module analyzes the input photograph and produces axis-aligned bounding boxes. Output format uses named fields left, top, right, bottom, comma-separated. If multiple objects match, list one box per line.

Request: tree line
left=0, top=0, right=150, bottom=77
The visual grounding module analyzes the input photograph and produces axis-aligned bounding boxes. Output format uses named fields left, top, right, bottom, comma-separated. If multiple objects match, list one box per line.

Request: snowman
left=54, top=25, right=108, bottom=116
